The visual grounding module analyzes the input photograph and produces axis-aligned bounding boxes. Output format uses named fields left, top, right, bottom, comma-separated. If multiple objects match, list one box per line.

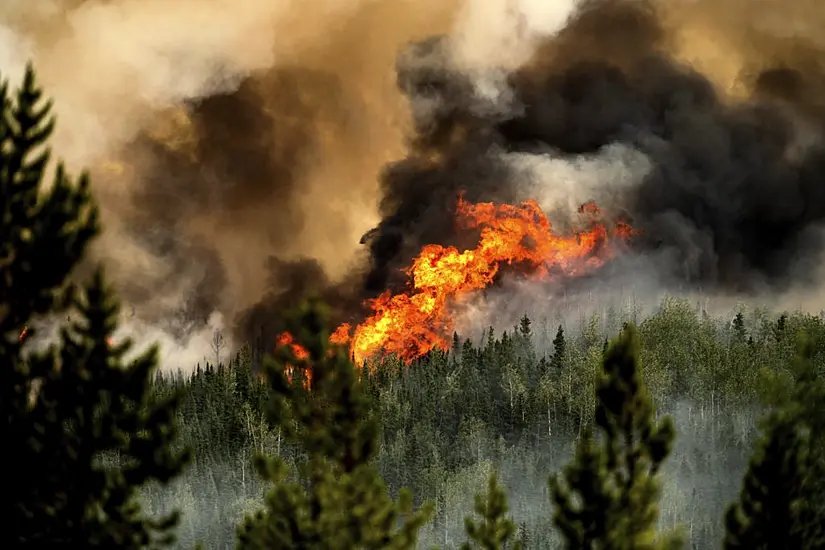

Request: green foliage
left=236, top=298, right=433, bottom=550
left=144, top=298, right=825, bottom=548
left=549, top=324, right=683, bottom=550
left=1, top=65, right=188, bottom=547
left=724, top=335, right=825, bottom=550
left=461, top=472, right=522, bottom=550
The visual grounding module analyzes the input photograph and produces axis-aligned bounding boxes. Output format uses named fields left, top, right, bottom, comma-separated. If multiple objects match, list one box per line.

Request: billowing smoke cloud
left=6, top=0, right=825, bottom=366
left=0, top=0, right=463, bottom=367
left=363, top=0, right=825, bottom=319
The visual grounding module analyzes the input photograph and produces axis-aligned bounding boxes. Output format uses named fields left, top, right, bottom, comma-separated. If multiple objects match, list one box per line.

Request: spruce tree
left=461, top=473, right=522, bottom=550
left=551, top=325, right=566, bottom=371
left=236, top=298, right=433, bottom=549
left=1, top=65, right=189, bottom=546
left=549, top=324, right=683, bottom=550
left=732, top=312, right=746, bottom=343
left=518, top=314, right=531, bottom=339
left=773, top=314, right=788, bottom=342
left=724, top=335, right=825, bottom=550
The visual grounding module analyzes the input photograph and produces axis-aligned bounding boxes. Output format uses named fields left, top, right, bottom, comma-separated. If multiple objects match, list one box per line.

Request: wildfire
left=273, top=196, right=637, bottom=371
left=334, top=196, right=637, bottom=365
left=275, top=331, right=312, bottom=389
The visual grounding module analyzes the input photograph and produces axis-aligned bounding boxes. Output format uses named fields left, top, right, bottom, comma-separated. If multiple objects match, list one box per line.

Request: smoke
left=361, top=0, right=825, bottom=337
left=0, top=0, right=464, bottom=367
left=7, top=0, right=825, bottom=365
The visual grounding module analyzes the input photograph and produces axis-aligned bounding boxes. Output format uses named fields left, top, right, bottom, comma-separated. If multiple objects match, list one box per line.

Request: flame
left=330, top=323, right=352, bottom=345
left=276, top=331, right=312, bottom=389
left=270, top=197, right=637, bottom=373
left=333, top=196, right=638, bottom=365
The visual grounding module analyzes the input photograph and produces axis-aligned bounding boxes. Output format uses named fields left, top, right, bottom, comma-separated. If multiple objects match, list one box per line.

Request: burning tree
left=0, top=65, right=188, bottom=546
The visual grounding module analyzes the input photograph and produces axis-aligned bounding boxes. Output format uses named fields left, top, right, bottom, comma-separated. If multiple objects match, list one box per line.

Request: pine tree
left=724, top=335, right=825, bottom=550
left=1, top=65, right=188, bottom=546
left=732, top=312, right=746, bottom=343
left=518, top=314, right=531, bottom=339
left=236, top=298, right=433, bottom=549
left=774, top=314, right=788, bottom=342
left=461, top=473, right=522, bottom=550
left=549, top=324, right=683, bottom=550
left=551, top=325, right=566, bottom=371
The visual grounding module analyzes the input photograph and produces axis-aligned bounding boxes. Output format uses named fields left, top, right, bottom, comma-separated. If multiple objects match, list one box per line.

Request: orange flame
left=270, top=197, right=637, bottom=372
left=330, top=323, right=352, bottom=345
left=276, top=331, right=312, bottom=389
left=333, top=196, right=637, bottom=365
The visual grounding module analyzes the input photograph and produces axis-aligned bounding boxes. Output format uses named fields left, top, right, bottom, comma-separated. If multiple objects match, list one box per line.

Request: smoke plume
left=6, top=0, right=825, bottom=365
left=0, top=0, right=461, bottom=366
left=363, top=0, right=825, bottom=329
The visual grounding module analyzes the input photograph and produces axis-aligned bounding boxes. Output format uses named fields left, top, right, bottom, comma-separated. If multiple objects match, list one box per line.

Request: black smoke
left=109, top=0, right=825, bottom=351
left=111, top=67, right=353, bottom=335
left=363, top=0, right=825, bottom=298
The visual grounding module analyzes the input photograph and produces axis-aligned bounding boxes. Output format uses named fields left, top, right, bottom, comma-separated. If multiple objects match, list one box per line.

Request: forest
left=143, top=299, right=825, bottom=549
left=3, top=65, right=824, bottom=550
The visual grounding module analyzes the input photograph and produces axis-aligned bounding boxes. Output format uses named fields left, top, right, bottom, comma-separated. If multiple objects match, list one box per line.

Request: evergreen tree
left=518, top=314, right=532, bottom=339
left=549, top=324, right=683, bottom=550
left=551, top=325, right=566, bottom=371
left=1, top=65, right=188, bottom=546
left=774, top=314, right=788, bottom=342
left=461, top=473, right=522, bottom=550
left=732, top=312, right=746, bottom=343
left=724, top=335, right=825, bottom=550
left=236, top=298, right=433, bottom=549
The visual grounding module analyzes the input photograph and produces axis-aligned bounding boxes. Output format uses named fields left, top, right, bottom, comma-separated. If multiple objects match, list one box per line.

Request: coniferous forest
left=3, top=66, right=825, bottom=550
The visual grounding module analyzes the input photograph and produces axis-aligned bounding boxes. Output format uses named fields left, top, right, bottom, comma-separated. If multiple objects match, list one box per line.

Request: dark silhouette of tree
left=732, top=312, right=746, bottom=343
left=724, top=335, right=825, bottom=550
left=549, top=324, right=683, bottom=550
left=1, top=65, right=188, bottom=547
left=518, top=314, right=532, bottom=339
left=774, top=314, right=788, bottom=342
left=551, top=325, right=566, bottom=371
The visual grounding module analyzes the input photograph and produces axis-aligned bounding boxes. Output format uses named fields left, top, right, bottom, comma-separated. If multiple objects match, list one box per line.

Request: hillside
left=141, top=298, right=823, bottom=549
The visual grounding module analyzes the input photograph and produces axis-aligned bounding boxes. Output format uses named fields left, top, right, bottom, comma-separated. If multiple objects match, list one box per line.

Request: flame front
left=334, top=196, right=637, bottom=365
left=273, top=197, right=637, bottom=371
